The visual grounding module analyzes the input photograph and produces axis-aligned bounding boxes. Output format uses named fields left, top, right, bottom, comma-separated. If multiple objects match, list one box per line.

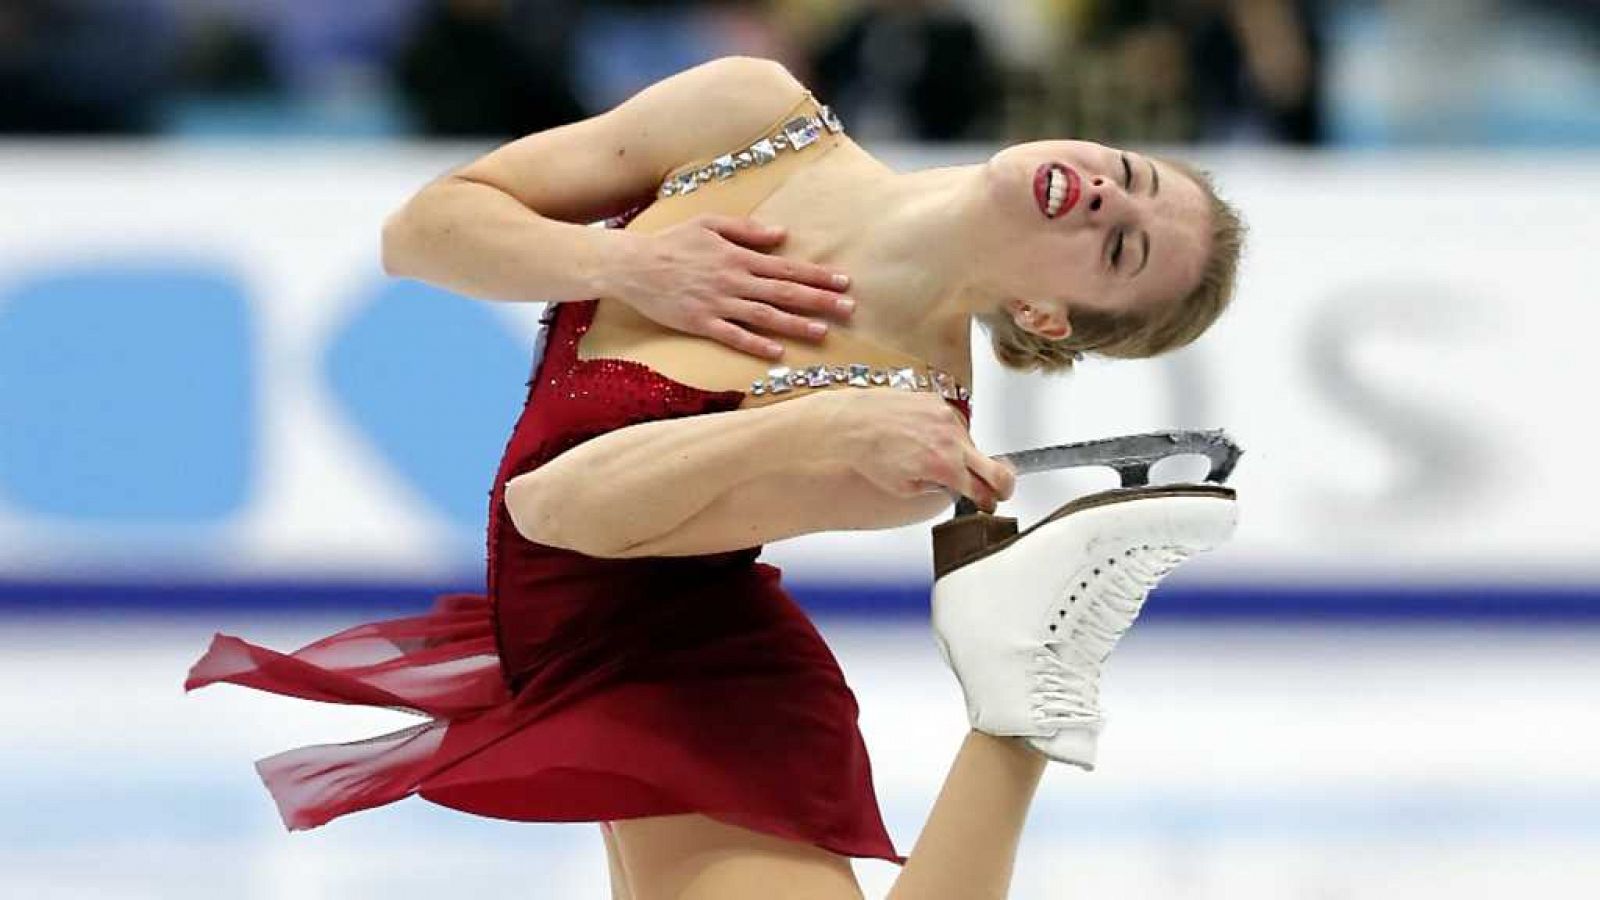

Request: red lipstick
left=1033, top=162, right=1082, bottom=220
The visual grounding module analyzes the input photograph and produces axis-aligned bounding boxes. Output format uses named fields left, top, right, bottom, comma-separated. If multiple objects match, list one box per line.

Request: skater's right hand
left=827, top=390, right=1017, bottom=513
left=608, top=215, right=856, bottom=360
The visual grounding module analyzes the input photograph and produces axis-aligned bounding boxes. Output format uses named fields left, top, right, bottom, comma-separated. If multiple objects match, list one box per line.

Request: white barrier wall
left=0, top=145, right=1595, bottom=585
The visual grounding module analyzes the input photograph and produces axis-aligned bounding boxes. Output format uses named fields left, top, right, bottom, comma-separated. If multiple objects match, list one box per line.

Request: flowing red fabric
left=185, top=295, right=923, bottom=863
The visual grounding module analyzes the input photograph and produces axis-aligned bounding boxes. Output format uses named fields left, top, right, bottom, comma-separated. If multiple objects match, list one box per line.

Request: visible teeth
left=1045, top=168, right=1065, bottom=216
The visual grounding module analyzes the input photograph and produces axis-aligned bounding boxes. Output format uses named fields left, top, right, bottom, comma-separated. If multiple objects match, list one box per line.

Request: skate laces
left=1029, top=545, right=1191, bottom=729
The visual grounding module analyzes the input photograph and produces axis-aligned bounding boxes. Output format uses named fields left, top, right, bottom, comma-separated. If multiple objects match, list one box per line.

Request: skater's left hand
left=828, top=390, right=1017, bottom=513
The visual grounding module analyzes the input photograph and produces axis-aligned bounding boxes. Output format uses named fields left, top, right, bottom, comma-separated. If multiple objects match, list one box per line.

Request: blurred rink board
left=1, top=144, right=1598, bottom=614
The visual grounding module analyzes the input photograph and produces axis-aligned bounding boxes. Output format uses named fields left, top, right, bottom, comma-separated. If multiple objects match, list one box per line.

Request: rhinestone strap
left=658, top=104, right=845, bottom=199
left=750, top=363, right=971, bottom=403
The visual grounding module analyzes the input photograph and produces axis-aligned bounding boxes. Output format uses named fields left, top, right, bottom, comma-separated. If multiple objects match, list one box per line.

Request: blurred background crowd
left=1, top=0, right=1595, bottom=147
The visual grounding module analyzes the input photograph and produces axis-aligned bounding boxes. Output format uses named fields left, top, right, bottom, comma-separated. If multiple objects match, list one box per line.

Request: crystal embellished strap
left=658, top=104, right=845, bottom=199
left=751, top=363, right=971, bottom=403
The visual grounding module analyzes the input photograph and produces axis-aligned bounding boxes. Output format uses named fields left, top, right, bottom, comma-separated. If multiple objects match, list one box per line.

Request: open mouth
left=1033, top=162, right=1082, bottom=220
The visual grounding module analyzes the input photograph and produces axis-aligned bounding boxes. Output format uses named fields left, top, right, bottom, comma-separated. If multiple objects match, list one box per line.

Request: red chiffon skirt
left=185, top=576, right=902, bottom=863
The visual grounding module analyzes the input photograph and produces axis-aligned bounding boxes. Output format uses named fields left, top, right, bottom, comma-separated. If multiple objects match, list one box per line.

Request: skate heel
left=932, top=513, right=1018, bottom=580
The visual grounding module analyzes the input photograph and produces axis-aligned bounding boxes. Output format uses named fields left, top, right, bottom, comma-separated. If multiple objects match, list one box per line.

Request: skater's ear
left=1003, top=298, right=1071, bottom=341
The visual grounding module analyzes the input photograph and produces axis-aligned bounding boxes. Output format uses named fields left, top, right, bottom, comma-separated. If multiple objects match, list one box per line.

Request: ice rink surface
left=4, top=614, right=1598, bottom=900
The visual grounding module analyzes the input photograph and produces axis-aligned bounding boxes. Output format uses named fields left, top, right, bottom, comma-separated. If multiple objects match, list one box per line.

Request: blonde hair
left=978, top=159, right=1245, bottom=372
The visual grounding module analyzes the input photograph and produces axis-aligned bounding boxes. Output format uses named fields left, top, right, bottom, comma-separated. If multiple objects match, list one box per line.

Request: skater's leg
left=886, top=731, right=1047, bottom=900
left=610, top=732, right=1046, bottom=900
left=603, top=822, right=634, bottom=900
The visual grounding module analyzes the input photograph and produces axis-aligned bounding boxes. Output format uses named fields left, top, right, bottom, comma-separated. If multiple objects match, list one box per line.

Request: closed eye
left=1120, top=153, right=1132, bottom=190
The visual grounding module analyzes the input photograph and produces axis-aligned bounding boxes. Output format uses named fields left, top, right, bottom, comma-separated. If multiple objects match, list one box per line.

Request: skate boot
left=930, top=431, right=1241, bottom=769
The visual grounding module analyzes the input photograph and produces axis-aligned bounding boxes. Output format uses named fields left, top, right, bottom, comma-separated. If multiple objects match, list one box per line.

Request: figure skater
left=186, top=57, right=1244, bottom=899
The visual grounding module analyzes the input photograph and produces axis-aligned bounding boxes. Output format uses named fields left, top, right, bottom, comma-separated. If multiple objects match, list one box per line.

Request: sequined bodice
left=516, top=299, right=968, bottom=465
left=749, top=362, right=971, bottom=404
left=658, top=104, right=845, bottom=199
left=485, top=298, right=754, bottom=616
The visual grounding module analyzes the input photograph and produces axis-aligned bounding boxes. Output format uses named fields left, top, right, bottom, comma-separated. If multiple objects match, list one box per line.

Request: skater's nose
left=1085, top=176, right=1139, bottom=224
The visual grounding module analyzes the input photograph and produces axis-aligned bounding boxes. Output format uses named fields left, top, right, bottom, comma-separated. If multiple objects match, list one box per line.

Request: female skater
left=187, top=57, right=1243, bottom=899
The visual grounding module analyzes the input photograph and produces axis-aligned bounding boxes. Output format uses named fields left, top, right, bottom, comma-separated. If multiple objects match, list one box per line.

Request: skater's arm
left=380, top=56, right=852, bottom=359
left=503, top=391, right=1014, bottom=558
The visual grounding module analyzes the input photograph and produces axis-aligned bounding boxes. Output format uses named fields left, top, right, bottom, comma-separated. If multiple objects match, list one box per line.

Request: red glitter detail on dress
left=181, top=212, right=969, bottom=861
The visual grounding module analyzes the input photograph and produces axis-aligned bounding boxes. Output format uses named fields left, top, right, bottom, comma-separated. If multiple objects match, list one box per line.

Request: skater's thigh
left=610, top=813, right=864, bottom=900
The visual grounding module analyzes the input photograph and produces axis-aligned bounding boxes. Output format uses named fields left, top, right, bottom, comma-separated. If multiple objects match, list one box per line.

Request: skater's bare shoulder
left=446, top=57, right=810, bottom=225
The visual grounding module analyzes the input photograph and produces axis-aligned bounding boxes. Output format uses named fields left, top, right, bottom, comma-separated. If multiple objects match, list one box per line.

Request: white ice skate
left=930, top=431, right=1241, bottom=770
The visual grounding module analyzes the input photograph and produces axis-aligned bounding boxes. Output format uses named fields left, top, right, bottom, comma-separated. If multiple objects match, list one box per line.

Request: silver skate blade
left=954, top=429, right=1241, bottom=518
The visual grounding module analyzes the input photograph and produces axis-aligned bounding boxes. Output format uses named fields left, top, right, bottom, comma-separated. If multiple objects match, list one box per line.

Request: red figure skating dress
left=185, top=93, right=969, bottom=864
